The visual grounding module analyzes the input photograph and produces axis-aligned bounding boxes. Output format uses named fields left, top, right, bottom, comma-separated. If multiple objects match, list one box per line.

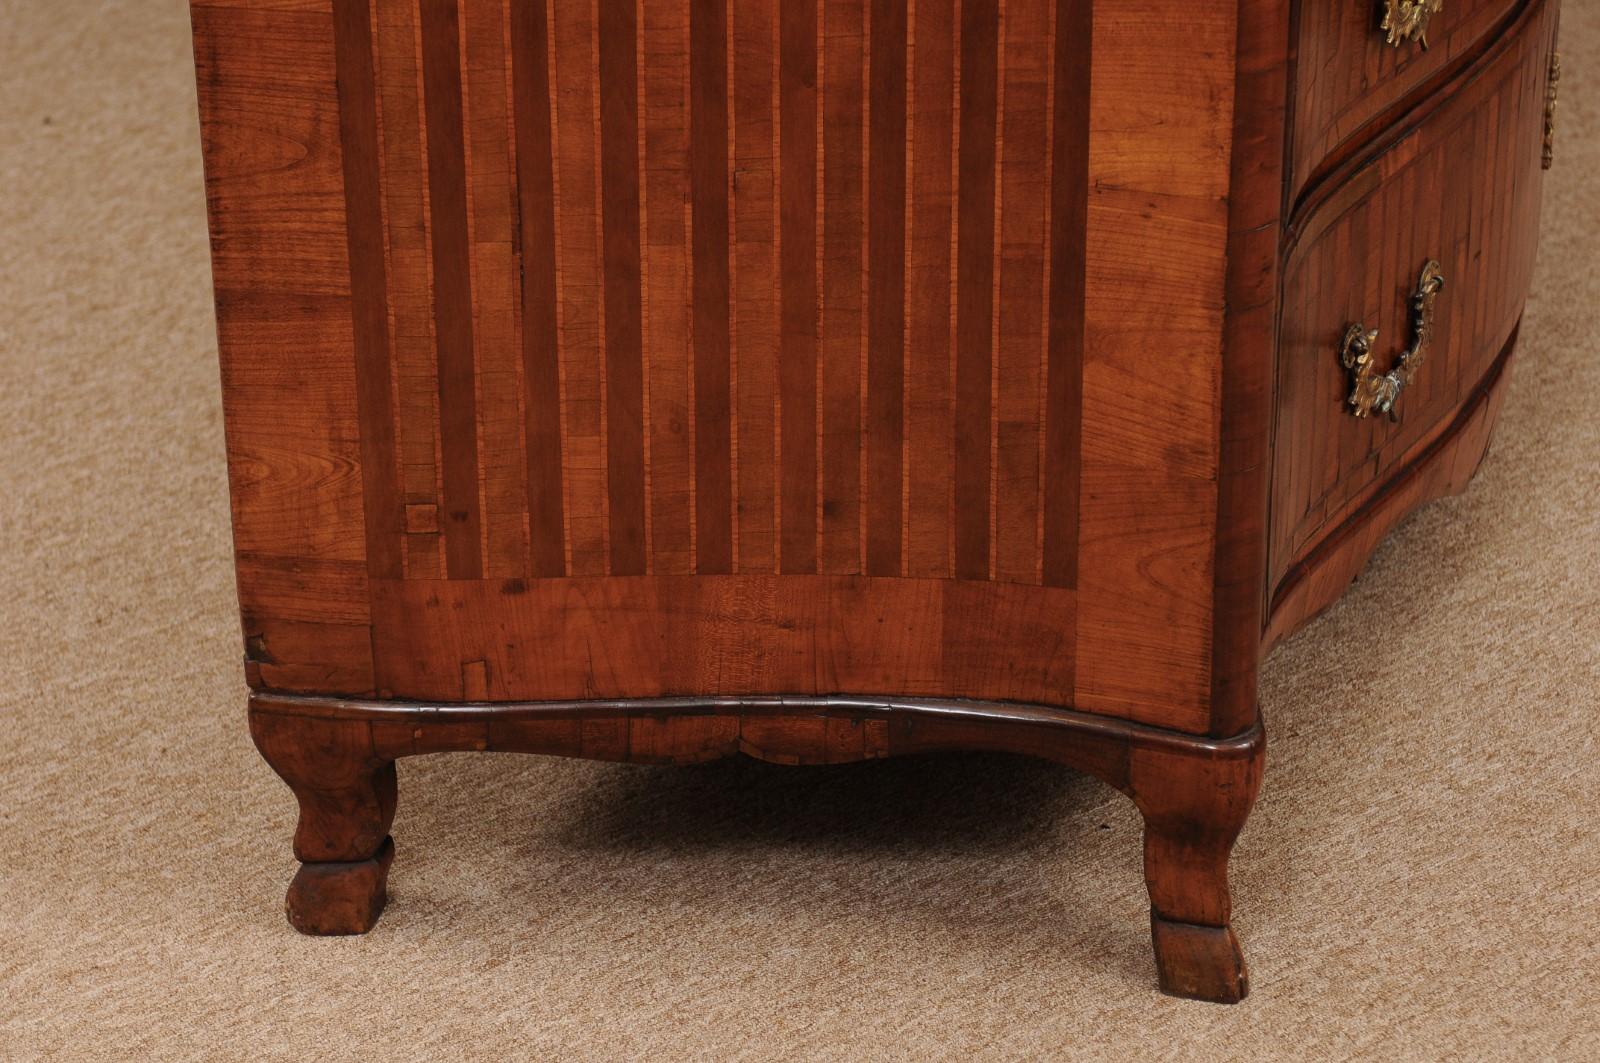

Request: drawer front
left=1270, top=0, right=1558, bottom=593
left=1291, top=0, right=1526, bottom=201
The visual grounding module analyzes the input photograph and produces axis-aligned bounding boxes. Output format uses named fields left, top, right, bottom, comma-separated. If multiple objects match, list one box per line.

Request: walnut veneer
left=192, top=0, right=1562, bottom=1000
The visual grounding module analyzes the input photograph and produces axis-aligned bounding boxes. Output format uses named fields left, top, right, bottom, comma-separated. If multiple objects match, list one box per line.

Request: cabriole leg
left=1130, top=731, right=1265, bottom=1003
left=249, top=702, right=398, bottom=934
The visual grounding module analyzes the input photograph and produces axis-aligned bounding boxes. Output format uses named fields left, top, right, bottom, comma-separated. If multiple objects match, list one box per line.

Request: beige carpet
left=2, top=2, right=1597, bottom=1059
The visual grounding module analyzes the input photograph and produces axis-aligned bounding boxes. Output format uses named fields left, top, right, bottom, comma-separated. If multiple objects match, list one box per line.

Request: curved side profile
left=252, top=693, right=1264, bottom=1001
left=1264, top=327, right=1519, bottom=650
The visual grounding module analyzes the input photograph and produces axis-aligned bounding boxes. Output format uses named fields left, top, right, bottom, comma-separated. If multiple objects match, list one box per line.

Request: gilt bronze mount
left=1340, top=260, right=1447, bottom=420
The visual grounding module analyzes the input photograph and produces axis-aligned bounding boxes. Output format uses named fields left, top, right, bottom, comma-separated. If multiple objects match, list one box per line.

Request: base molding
left=251, top=690, right=1260, bottom=768
left=250, top=691, right=1264, bottom=1003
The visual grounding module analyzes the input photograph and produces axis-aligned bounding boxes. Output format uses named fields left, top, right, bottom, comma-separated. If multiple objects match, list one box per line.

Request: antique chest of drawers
left=191, top=0, right=1563, bottom=1000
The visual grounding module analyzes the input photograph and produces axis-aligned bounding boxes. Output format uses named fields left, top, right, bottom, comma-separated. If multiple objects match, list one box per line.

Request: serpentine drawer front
left=1270, top=0, right=1560, bottom=636
left=191, top=0, right=1561, bottom=1002
left=1291, top=0, right=1526, bottom=199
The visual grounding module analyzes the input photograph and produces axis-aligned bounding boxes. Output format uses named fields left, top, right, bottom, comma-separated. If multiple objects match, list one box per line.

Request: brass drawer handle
left=1381, top=0, right=1444, bottom=49
left=1339, top=261, right=1446, bottom=420
left=1544, top=52, right=1561, bottom=170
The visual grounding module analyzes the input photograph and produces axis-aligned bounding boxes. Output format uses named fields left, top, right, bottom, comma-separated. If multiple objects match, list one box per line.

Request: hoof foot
left=1150, top=912, right=1249, bottom=1003
left=285, top=836, right=395, bottom=935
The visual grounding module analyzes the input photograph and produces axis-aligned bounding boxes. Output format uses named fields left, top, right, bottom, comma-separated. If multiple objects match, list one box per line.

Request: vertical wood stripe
left=598, top=0, right=646, bottom=576
left=462, top=0, right=527, bottom=578
left=691, top=0, right=734, bottom=574
left=732, top=0, right=779, bottom=574
left=993, top=0, right=1049, bottom=585
left=640, top=0, right=692, bottom=575
left=953, top=0, right=999, bottom=582
left=866, top=0, right=908, bottom=576
left=1042, top=0, right=1089, bottom=589
left=342, top=0, right=1112, bottom=593
left=332, top=0, right=403, bottom=580
left=509, top=0, right=566, bottom=577
left=418, top=0, right=484, bottom=579
left=549, top=0, right=606, bottom=575
left=819, top=0, right=865, bottom=574
left=373, top=0, right=442, bottom=577
left=905, top=0, right=956, bottom=580
left=779, top=0, right=819, bottom=574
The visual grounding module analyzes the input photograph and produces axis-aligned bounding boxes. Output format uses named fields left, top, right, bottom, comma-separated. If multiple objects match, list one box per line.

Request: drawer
left=1269, top=0, right=1559, bottom=595
left=1291, top=0, right=1528, bottom=203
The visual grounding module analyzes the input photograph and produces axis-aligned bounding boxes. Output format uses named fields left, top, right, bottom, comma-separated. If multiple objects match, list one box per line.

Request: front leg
left=249, top=703, right=398, bottom=934
left=1129, top=729, right=1265, bottom=1003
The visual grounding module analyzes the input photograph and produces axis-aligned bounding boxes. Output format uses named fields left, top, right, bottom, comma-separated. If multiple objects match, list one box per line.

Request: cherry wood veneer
left=193, top=0, right=1562, bottom=1001
left=1289, top=0, right=1525, bottom=202
left=1272, top=0, right=1559, bottom=613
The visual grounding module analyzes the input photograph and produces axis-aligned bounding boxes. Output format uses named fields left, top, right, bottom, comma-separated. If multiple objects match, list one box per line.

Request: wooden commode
left=191, top=0, right=1563, bottom=1000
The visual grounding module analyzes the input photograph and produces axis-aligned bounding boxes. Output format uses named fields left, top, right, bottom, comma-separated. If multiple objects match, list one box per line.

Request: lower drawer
left=1268, top=0, right=1559, bottom=598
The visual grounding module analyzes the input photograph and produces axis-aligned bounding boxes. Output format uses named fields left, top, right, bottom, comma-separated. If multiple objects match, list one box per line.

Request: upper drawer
left=1290, top=0, right=1525, bottom=204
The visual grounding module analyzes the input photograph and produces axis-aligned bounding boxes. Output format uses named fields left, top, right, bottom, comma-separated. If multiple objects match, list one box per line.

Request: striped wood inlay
left=334, top=0, right=1118, bottom=588
left=209, top=0, right=1232, bottom=726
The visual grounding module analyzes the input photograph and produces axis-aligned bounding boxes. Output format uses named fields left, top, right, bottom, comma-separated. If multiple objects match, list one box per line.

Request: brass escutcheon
left=1339, top=261, right=1446, bottom=420
left=1381, top=0, right=1445, bottom=50
left=1544, top=52, right=1562, bottom=170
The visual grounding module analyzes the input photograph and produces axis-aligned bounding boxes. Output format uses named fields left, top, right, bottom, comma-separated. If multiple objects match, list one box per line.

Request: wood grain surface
left=198, top=0, right=1240, bottom=733
left=195, top=0, right=1560, bottom=737
left=1289, top=0, right=1526, bottom=205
